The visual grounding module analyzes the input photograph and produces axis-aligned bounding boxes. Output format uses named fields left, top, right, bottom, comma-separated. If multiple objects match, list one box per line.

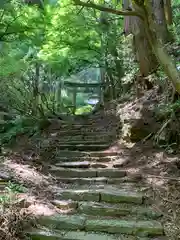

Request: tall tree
left=73, top=0, right=180, bottom=94
left=123, top=0, right=172, bottom=78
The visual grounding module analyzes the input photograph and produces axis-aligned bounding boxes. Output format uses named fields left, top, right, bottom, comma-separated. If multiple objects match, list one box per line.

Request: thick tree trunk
left=152, top=0, right=170, bottom=42
left=164, top=0, right=173, bottom=25
left=134, top=32, right=157, bottom=77
left=142, top=2, right=180, bottom=93
left=123, top=2, right=158, bottom=77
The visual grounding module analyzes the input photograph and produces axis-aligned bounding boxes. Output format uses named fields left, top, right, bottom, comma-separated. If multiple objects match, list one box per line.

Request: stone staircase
left=29, top=120, right=167, bottom=240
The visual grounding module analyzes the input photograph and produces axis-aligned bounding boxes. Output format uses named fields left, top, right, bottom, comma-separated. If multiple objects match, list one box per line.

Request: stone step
left=58, top=141, right=110, bottom=145
left=55, top=161, right=91, bottom=168
left=57, top=130, right=116, bottom=136
left=55, top=182, right=141, bottom=191
left=57, top=136, right=114, bottom=141
left=52, top=200, right=162, bottom=219
left=55, top=161, right=110, bottom=168
left=55, top=156, right=114, bottom=162
left=78, top=202, right=161, bottom=219
left=36, top=215, right=164, bottom=236
left=56, top=176, right=140, bottom=185
left=50, top=167, right=126, bottom=178
left=60, top=124, right=117, bottom=129
left=0, top=181, right=8, bottom=190
left=58, top=144, right=110, bottom=151
left=55, top=187, right=143, bottom=204
left=56, top=151, right=119, bottom=157
left=29, top=229, right=167, bottom=240
left=55, top=160, right=130, bottom=169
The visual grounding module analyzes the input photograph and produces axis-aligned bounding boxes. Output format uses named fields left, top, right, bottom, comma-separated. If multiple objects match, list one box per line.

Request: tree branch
left=73, top=0, right=144, bottom=19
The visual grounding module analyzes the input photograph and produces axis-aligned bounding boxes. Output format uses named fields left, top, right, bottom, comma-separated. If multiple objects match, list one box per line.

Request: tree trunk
left=142, top=2, right=180, bottom=93
left=123, top=2, right=158, bottom=77
left=164, top=0, right=173, bottom=25
left=32, top=63, right=40, bottom=115
left=152, top=0, right=170, bottom=42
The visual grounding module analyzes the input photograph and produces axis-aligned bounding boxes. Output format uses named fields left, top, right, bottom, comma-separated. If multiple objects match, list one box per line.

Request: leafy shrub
left=0, top=116, right=51, bottom=145
left=75, top=105, right=93, bottom=115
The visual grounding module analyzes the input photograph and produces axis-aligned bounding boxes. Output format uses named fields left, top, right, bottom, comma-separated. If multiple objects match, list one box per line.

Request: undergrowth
left=154, top=99, right=180, bottom=152
left=0, top=117, right=51, bottom=146
left=0, top=204, right=32, bottom=240
left=0, top=181, right=31, bottom=240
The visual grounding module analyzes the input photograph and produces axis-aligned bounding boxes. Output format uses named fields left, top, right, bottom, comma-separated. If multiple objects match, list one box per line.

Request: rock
left=52, top=200, right=78, bottom=210
left=0, top=171, right=11, bottom=181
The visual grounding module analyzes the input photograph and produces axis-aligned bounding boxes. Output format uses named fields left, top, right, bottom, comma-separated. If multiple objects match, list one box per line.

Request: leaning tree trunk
left=136, top=1, right=180, bottom=94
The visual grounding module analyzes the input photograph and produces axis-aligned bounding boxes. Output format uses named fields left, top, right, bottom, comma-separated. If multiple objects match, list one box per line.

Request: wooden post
left=99, top=84, right=104, bottom=105
left=56, top=80, right=62, bottom=112
left=72, top=87, right=77, bottom=115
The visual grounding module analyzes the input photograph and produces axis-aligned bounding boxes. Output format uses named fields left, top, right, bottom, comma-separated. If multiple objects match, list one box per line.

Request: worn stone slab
left=58, top=144, right=110, bottom=151
left=58, top=130, right=115, bottom=135
left=56, top=161, right=90, bottom=168
left=38, top=215, right=86, bottom=230
left=91, top=163, right=108, bottom=168
left=78, top=202, right=162, bottom=219
left=55, top=156, right=113, bottom=162
left=50, top=167, right=97, bottom=178
left=57, top=189, right=100, bottom=202
left=51, top=168, right=126, bottom=178
left=60, top=136, right=112, bottom=141
left=97, top=169, right=126, bottom=178
left=56, top=177, right=137, bottom=185
left=85, top=219, right=164, bottom=236
left=57, top=177, right=108, bottom=185
left=107, top=177, right=137, bottom=184
left=100, top=188, right=143, bottom=204
left=58, top=141, right=109, bottom=145
left=56, top=187, right=143, bottom=204
left=29, top=229, right=156, bottom=240
left=89, top=151, right=119, bottom=157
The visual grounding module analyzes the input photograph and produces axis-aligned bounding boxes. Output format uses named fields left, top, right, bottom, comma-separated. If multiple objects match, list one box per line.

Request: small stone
left=52, top=200, right=78, bottom=210
left=113, top=158, right=129, bottom=168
